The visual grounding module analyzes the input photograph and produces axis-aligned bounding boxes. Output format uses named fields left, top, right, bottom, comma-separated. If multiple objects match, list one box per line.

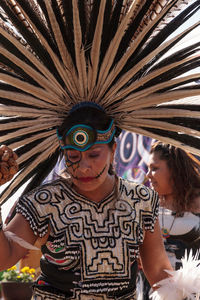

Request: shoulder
left=19, top=178, right=70, bottom=204
left=190, top=196, right=200, bottom=214
left=118, top=177, right=158, bottom=202
left=15, top=179, right=71, bottom=237
left=117, top=178, right=159, bottom=231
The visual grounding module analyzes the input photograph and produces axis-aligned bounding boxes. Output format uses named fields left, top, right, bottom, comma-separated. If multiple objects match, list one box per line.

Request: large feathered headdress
left=0, top=0, right=200, bottom=204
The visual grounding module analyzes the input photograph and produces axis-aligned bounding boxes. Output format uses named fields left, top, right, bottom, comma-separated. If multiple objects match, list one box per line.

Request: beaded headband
left=57, top=119, right=116, bottom=151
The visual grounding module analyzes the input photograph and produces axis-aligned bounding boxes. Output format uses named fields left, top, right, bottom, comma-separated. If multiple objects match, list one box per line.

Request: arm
left=139, top=219, right=173, bottom=287
left=0, top=213, right=38, bottom=271
left=0, top=145, right=45, bottom=270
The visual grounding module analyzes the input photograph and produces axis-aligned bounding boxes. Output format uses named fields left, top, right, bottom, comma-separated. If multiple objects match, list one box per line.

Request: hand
left=0, top=145, right=18, bottom=185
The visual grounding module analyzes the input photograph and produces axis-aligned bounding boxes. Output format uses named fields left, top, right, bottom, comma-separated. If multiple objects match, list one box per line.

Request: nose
left=146, top=168, right=151, bottom=179
left=78, top=157, right=91, bottom=172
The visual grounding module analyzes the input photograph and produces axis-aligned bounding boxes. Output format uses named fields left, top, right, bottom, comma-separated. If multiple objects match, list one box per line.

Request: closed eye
left=69, top=155, right=79, bottom=159
left=89, top=153, right=100, bottom=158
left=151, top=167, right=158, bottom=171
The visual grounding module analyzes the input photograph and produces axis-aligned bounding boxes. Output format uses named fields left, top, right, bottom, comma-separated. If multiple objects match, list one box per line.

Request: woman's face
left=64, top=143, right=116, bottom=199
left=147, top=151, right=173, bottom=197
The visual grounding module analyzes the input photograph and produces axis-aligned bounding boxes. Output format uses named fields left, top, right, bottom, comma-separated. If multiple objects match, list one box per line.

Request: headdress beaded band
left=69, top=102, right=105, bottom=114
left=57, top=119, right=116, bottom=151
left=0, top=1, right=200, bottom=204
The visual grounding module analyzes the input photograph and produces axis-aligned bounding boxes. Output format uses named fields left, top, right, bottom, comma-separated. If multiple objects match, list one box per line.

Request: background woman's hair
left=150, top=141, right=200, bottom=212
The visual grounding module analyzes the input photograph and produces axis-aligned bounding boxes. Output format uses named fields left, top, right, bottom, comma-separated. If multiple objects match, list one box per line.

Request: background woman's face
left=147, top=151, right=173, bottom=196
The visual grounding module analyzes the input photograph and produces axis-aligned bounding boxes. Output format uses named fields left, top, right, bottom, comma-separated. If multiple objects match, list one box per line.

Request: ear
left=111, top=142, right=117, bottom=160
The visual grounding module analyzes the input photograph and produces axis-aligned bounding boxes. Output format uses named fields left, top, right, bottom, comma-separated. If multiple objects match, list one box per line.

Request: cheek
left=96, top=158, right=110, bottom=173
left=94, top=155, right=111, bottom=177
left=158, top=174, right=173, bottom=194
left=99, top=152, right=112, bottom=165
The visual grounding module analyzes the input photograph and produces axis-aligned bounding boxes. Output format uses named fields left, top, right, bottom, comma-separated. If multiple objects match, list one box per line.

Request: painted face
left=147, top=151, right=173, bottom=197
left=64, top=143, right=116, bottom=197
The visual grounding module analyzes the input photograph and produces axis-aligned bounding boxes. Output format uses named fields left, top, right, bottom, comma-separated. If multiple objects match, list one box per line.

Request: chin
left=75, top=180, right=100, bottom=191
left=151, top=183, right=158, bottom=191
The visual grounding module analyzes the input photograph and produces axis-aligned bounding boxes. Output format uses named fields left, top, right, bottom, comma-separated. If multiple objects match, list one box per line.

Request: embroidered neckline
left=60, top=177, right=119, bottom=207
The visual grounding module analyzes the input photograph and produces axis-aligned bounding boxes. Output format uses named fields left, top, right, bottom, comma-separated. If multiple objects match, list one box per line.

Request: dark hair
left=150, top=141, right=200, bottom=212
left=57, top=106, right=121, bottom=148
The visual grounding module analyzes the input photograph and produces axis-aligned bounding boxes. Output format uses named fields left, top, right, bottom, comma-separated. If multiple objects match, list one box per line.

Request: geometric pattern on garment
left=33, top=286, right=137, bottom=300
left=16, top=178, right=158, bottom=287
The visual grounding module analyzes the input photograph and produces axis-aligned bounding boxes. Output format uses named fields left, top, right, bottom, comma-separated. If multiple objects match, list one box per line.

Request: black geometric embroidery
left=16, top=178, right=159, bottom=296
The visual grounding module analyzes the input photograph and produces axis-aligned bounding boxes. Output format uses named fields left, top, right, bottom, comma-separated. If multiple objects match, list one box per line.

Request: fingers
left=0, top=145, right=18, bottom=185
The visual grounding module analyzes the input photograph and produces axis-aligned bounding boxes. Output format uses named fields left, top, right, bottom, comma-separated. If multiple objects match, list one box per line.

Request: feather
left=0, top=89, right=63, bottom=110
left=44, top=0, right=71, bottom=67
left=150, top=250, right=200, bottom=300
left=136, top=271, right=145, bottom=300
left=14, top=1, right=77, bottom=98
left=95, top=1, right=139, bottom=95
left=0, top=24, right=64, bottom=93
left=44, top=0, right=80, bottom=98
left=4, top=230, right=40, bottom=250
left=0, top=123, right=60, bottom=145
left=87, top=0, right=106, bottom=96
left=0, top=73, right=63, bottom=104
left=0, top=0, right=200, bottom=203
left=0, top=0, right=61, bottom=82
left=97, top=1, right=189, bottom=103
left=72, top=0, right=87, bottom=98
left=101, top=24, right=200, bottom=106
left=110, top=72, right=200, bottom=111
left=0, top=141, right=58, bottom=205
left=21, top=149, right=60, bottom=196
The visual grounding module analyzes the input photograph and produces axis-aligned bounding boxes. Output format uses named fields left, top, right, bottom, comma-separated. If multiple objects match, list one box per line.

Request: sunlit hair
left=150, top=141, right=200, bottom=212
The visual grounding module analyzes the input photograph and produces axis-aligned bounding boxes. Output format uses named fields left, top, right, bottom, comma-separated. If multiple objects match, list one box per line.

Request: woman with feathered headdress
left=0, top=1, right=200, bottom=299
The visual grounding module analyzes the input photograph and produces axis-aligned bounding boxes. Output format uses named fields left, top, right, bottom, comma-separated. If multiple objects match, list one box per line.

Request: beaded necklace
left=161, top=207, right=177, bottom=239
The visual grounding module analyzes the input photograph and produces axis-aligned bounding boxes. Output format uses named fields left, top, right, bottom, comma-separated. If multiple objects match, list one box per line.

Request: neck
left=73, top=174, right=116, bottom=203
left=160, top=194, right=175, bottom=210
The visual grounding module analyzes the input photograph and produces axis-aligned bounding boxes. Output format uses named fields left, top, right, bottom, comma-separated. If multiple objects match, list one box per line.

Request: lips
left=150, top=181, right=157, bottom=188
left=78, top=177, right=94, bottom=182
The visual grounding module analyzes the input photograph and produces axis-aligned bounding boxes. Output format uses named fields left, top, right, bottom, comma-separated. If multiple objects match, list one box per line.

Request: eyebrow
left=89, top=146, right=102, bottom=151
left=90, top=148, right=102, bottom=152
left=148, top=162, right=156, bottom=167
left=67, top=149, right=79, bottom=153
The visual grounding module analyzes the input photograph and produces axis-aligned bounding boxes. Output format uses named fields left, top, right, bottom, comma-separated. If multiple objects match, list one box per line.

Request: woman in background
left=136, top=141, right=200, bottom=300
left=147, top=141, right=200, bottom=270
